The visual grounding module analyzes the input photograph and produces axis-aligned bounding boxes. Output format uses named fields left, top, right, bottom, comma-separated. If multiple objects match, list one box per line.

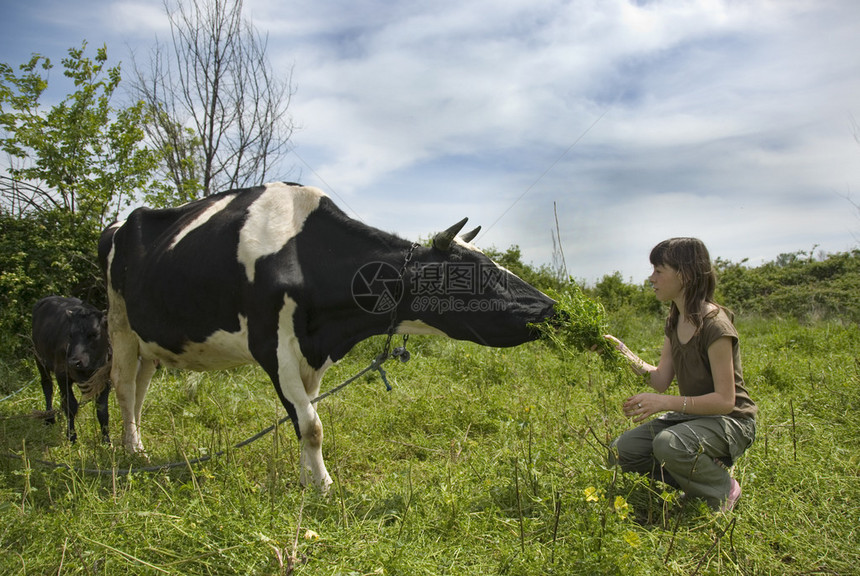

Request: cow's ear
left=460, top=226, right=481, bottom=244
left=66, top=309, right=74, bottom=318
left=433, top=218, right=468, bottom=252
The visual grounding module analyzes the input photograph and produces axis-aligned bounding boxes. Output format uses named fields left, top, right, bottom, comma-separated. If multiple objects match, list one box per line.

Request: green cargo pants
left=609, top=414, right=756, bottom=508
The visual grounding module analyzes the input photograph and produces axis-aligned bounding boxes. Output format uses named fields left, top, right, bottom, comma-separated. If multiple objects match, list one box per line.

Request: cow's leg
left=269, top=363, right=331, bottom=491
left=297, top=401, right=330, bottom=490
left=95, top=385, right=111, bottom=444
left=133, top=359, right=157, bottom=427
left=257, top=350, right=332, bottom=491
left=110, top=331, right=146, bottom=453
left=36, top=360, right=56, bottom=425
left=57, top=372, right=79, bottom=443
left=251, top=299, right=333, bottom=492
left=296, top=366, right=332, bottom=491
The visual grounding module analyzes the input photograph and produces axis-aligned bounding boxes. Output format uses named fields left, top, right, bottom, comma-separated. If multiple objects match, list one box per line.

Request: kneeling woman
left=605, top=237, right=756, bottom=512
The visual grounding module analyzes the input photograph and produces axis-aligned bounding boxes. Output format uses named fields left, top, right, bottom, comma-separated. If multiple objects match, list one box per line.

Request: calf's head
left=65, top=308, right=109, bottom=381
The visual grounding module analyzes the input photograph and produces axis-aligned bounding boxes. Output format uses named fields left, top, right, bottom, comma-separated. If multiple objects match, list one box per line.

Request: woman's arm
left=605, top=335, right=675, bottom=392
left=624, top=336, right=737, bottom=422
left=689, top=336, right=736, bottom=415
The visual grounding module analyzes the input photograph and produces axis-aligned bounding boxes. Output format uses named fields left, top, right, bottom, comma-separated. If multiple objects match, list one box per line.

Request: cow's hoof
left=299, top=469, right=333, bottom=494
left=321, top=478, right=334, bottom=496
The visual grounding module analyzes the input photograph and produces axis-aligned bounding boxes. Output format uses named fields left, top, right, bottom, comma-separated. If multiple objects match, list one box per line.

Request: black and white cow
left=99, top=182, right=555, bottom=490
left=32, top=296, right=111, bottom=443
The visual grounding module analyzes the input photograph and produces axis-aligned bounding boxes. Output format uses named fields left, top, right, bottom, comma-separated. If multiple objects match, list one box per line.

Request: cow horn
left=433, top=218, right=468, bottom=251
left=460, top=226, right=481, bottom=244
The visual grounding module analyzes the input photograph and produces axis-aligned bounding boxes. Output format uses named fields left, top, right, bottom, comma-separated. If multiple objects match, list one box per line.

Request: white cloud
left=105, top=2, right=171, bottom=37
left=4, top=0, right=859, bottom=282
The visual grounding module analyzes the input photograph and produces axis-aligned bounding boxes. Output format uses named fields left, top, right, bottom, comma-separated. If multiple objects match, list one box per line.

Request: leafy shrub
left=0, top=210, right=103, bottom=365
left=716, top=250, right=860, bottom=321
left=483, top=245, right=564, bottom=292
left=591, top=272, right=661, bottom=316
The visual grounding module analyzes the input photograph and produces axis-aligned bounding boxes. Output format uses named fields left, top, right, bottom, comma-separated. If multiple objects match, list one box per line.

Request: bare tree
left=133, top=0, right=295, bottom=202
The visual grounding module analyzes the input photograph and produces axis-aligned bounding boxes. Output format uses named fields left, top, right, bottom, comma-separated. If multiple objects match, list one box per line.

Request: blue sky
left=2, top=0, right=859, bottom=283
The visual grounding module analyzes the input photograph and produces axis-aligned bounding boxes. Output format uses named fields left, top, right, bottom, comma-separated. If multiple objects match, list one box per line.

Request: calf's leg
left=57, top=372, right=79, bottom=443
left=95, top=385, right=111, bottom=444
left=36, top=360, right=56, bottom=425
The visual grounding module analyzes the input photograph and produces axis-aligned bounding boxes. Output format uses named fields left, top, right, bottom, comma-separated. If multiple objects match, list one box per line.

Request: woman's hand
left=604, top=335, right=649, bottom=376
left=604, top=335, right=631, bottom=357
left=622, top=393, right=664, bottom=423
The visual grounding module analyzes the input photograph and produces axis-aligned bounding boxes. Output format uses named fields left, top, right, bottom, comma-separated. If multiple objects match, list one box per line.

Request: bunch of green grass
left=532, top=282, right=625, bottom=369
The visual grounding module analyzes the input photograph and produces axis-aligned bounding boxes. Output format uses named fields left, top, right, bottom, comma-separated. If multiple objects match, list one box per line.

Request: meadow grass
left=1, top=315, right=858, bottom=575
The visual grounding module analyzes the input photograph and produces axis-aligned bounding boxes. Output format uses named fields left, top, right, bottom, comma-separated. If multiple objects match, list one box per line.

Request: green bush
left=589, top=272, right=664, bottom=317
left=483, top=245, right=564, bottom=292
left=0, top=210, right=103, bottom=368
left=715, top=250, right=860, bottom=320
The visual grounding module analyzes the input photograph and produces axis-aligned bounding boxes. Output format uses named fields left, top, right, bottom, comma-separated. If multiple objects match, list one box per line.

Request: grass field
left=1, top=313, right=858, bottom=575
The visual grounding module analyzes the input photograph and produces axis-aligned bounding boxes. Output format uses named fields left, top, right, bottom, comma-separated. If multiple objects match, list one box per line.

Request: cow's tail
left=78, top=360, right=112, bottom=403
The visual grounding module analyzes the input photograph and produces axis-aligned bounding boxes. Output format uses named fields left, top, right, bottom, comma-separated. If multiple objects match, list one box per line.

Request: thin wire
left=1, top=375, right=37, bottom=403
left=0, top=385, right=28, bottom=403
left=290, top=145, right=364, bottom=222
left=478, top=109, right=608, bottom=240
left=289, top=108, right=606, bottom=235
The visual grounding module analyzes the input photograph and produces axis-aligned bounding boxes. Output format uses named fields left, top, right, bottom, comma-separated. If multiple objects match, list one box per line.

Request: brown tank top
left=666, top=307, right=757, bottom=419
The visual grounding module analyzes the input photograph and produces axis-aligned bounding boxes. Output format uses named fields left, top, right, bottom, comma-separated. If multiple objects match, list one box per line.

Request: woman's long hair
left=649, top=237, right=717, bottom=333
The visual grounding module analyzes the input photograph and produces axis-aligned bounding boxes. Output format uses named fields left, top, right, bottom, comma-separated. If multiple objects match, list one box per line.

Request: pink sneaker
left=720, top=478, right=742, bottom=512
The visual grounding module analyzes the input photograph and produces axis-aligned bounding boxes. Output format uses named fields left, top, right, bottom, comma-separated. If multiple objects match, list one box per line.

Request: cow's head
left=398, top=219, right=556, bottom=347
left=65, top=307, right=110, bottom=381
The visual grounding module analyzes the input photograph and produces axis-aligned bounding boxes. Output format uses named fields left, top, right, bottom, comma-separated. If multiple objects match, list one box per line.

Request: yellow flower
left=614, top=495, right=630, bottom=519
left=584, top=486, right=601, bottom=502
left=303, top=529, right=320, bottom=540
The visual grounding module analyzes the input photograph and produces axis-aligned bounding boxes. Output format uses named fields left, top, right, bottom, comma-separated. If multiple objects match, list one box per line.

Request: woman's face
left=649, top=264, right=684, bottom=303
